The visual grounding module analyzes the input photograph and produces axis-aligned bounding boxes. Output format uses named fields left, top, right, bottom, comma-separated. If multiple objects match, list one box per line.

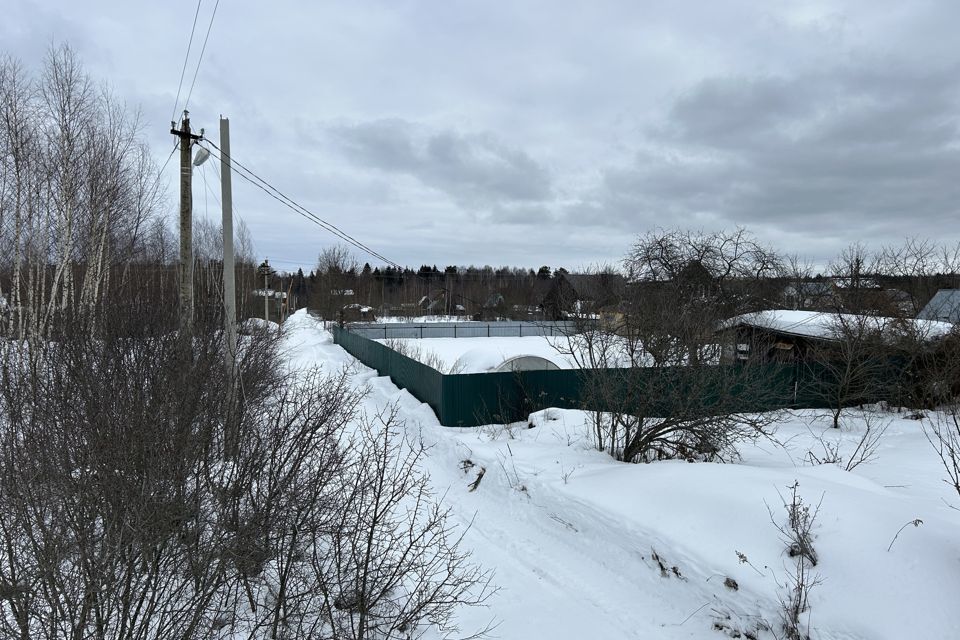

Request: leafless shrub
left=553, top=229, right=784, bottom=463
left=805, top=410, right=889, bottom=471
left=0, top=297, right=493, bottom=639
left=924, top=410, right=960, bottom=501
left=0, top=297, right=277, bottom=638
left=767, top=482, right=822, bottom=640
left=383, top=337, right=466, bottom=374
left=318, top=410, right=495, bottom=639
left=919, top=333, right=960, bottom=503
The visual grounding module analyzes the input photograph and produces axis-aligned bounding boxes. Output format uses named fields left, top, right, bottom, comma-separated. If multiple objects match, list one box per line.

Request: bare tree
left=558, top=229, right=784, bottom=462
left=805, top=314, right=894, bottom=428
left=879, top=237, right=940, bottom=316
left=0, top=46, right=162, bottom=339
left=782, top=253, right=817, bottom=310
left=827, top=243, right=881, bottom=314
left=313, top=244, right=360, bottom=322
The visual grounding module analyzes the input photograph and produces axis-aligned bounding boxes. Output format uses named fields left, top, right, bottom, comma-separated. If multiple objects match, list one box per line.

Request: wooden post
left=170, top=111, right=202, bottom=335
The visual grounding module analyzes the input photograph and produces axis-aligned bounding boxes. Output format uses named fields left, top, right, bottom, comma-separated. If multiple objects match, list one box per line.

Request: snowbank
left=279, top=314, right=960, bottom=639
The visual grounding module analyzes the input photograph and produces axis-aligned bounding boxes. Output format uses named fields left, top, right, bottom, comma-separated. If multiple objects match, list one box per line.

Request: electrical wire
left=140, top=141, right=179, bottom=213
left=171, top=0, right=204, bottom=124
left=183, top=0, right=221, bottom=114
left=158, top=141, right=178, bottom=178
left=208, top=153, right=555, bottom=280
left=209, top=158, right=250, bottom=230
left=198, top=141, right=402, bottom=269
left=195, top=142, right=507, bottom=308
left=203, top=140, right=394, bottom=265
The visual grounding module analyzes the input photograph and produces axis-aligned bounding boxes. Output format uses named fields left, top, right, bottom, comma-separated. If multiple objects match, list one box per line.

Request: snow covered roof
left=252, top=289, right=287, bottom=299
left=918, top=289, right=960, bottom=323
left=343, top=303, right=374, bottom=313
left=723, top=309, right=954, bottom=342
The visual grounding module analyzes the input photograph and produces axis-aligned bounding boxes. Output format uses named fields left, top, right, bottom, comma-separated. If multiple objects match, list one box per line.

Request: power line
left=171, top=0, right=204, bottom=124
left=194, top=142, right=507, bottom=309
left=138, top=141, right=179, bottom=216
left=198, top=141, right=403, bottom=269
left=159, top=141, right=178, bottom=175
left=183, top=0, right=221, bottom=114
left=209, top=158, right=250, bottom=230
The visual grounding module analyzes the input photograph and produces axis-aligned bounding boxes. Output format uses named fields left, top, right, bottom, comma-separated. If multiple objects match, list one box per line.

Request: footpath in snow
left=282, top=310, right=960, bottom=640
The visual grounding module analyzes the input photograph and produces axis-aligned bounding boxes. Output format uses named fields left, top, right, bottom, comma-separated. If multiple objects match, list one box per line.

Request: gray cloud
left=588, top=62, right=960, bottom=259
left=8, top=0, right=960, bottom=270
left=329, top=119, right=552, bottom=210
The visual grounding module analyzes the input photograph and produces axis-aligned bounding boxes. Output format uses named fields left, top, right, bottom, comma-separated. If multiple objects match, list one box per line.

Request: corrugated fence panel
left=439, top=369, right=586, bottom=426
left=347, top=321, right=583, bottom=340
left=333, top=326, right=905, bottom=428
left=333, top=326, right=444, bottom=416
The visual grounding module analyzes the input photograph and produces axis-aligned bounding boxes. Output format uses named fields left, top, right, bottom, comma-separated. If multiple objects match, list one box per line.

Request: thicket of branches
left=0, top=300, right=492, bottom=639
left=558, top=229, right=785, bottom=462
left=0, top=46, right=492, bottom=640
left=558, top=229, right=960, bottom=463
left=0, top=46, right=264, bottom=337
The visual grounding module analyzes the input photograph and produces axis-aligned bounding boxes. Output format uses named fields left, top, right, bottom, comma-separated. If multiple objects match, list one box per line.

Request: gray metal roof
left=918, top=289, right=960, bottom=322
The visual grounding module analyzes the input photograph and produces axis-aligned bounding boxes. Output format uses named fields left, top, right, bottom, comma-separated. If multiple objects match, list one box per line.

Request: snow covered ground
left=375, top=336, right=578, bottom=373
left=282, top=310, right=960, bottom=640
left=378, top=315, right=482, bottom=323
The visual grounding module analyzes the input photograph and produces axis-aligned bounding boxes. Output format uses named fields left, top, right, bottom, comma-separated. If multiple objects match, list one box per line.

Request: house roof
left=918, top=289, right=960, bottom=323
left=783, top=282, right=833, bottom=297
left=252, top=289, right=288, bottom=299
left=723, top=309, right=954, bottom=342
left=483, top=292, right=505, bottom=308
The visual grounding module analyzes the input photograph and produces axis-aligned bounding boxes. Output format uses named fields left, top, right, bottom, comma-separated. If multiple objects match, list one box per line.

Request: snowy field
left=283, top=311, right=960, bottom=640
left=375, top=336, right=578, bottom=373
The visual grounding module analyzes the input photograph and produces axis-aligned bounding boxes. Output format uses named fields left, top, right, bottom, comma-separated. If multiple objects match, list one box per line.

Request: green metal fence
left=332, top=326, right=898, bottom=427
left=332, top=326, right=445, bottom=416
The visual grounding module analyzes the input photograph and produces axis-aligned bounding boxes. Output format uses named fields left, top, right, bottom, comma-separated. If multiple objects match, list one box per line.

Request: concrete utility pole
left=170, top=111, right=203, bottom=334
left=219, top=117, right=239, bottom=458
left=219, top=117, right=237, bottom=371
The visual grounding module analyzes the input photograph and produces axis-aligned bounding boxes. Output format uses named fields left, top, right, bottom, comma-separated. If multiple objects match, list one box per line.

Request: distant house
left=782, top=281, right=835, bottom=310
left=540, top=272, right=626, bottom=320
left=416, top=290, right=464, bottom=316
left=782, top=280, right=912, bottom=315
left=479, top=292, right=506, bottom=320
left=720, top=309, right=953, bottom=364
left=252, top=289, right=288, bottom=300
left=918, top=289, right=960, bottom=323
left=341, top=303, right=376, bottom=322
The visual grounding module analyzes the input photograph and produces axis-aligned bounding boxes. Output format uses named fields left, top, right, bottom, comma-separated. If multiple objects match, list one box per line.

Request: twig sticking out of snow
left=886, top=518, right=923, bottom=552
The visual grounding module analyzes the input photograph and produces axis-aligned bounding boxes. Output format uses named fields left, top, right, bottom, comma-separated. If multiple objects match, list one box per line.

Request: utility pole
left=170, top=111, right=203, bottom=335
left=258, top=260, right=273, bottom=323
left=219, top=116, right=239, bottom=458
left=220, top=117, right=237, bottom=371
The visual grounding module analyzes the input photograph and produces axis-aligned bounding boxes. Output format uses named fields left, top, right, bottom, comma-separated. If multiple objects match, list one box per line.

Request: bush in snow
left=557, top=229, right=784, bottom=463
left=0, top=294, right=492, bottom=639
left=769, top=482, right=822, bottom=640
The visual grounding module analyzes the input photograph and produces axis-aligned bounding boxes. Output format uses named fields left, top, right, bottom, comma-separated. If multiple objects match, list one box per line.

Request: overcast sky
left=5, top=0, right=960, bottom=273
